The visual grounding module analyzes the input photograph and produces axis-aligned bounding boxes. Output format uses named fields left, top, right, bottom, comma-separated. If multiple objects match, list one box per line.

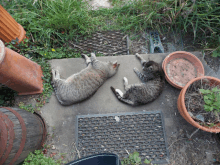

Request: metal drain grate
left=76, top=111, right=169, bottom=164
left=69, top=31, right=129, bottom=56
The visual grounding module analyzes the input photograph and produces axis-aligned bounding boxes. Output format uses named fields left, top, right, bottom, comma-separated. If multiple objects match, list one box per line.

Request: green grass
left=2, top=0, right=220, bottom=51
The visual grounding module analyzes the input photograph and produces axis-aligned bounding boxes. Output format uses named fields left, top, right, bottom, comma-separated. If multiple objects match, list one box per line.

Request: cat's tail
left=110, top=86, right=135, bottom=106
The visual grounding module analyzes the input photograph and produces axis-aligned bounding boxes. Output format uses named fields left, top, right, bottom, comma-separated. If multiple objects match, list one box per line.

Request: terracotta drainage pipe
left=0, top=40, right=43, bottom=95
left=0, top=5, right=26, bottom=43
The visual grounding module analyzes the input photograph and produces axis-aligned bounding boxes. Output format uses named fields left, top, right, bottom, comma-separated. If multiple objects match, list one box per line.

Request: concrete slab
left=41, top=52, right=220, bottom=164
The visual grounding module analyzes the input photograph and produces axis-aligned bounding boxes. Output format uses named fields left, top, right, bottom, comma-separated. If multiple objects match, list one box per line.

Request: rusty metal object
left=0, top=5, right=26, bottom=43
left=0, top=40, right=43, bottom=95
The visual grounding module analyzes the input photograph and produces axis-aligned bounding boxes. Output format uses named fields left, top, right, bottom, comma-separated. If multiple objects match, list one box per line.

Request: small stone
left=196, top=114, right=205, bottom=122
left=51, top=145, right=56, bottom=150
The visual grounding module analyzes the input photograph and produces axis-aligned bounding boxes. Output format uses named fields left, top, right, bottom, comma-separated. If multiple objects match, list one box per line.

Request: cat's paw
left=91, top=53, right=96, bottom=57
left=133, top=67, right=139, bottom=73
left=52, top=69, right=60, bottom=80
left=81, top=54, right=86, bottom=58
left=115, top=89, right=123, bottom=97
left=135, top=53, right=141, bottom=59
left=54, top=69, right=60, bottom=79
left=51, top=69, right=56, bottom=78
left=123, top=77, right=128, bottom=84
left=52, top=69, right=55, bottom=74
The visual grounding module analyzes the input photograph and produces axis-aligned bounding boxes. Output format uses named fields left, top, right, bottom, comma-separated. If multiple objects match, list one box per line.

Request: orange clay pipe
left=0, top=5, right=26, bottom=43
left=0, top=40, right=43, bottom=95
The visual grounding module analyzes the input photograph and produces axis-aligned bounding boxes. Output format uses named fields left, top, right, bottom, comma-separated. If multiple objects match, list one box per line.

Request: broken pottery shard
left=195, top=114, right=205, bottom=122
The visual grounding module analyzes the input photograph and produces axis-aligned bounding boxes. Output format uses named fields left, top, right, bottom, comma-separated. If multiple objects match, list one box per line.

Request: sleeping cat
left=111, top=53, right=164, bottom=106
left=52, top=53, right=120, bottom=105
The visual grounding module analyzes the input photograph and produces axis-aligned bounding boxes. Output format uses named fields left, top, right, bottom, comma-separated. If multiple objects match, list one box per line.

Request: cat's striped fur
left=111, top=53, right=164, bottom=106
left=52, top=53, right=120, bottom=105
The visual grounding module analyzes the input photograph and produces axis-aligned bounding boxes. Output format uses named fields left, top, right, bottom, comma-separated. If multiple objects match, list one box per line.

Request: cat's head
left=142, top=61, right=161, bottom=73
left=107, top=61, right=120, bottom=77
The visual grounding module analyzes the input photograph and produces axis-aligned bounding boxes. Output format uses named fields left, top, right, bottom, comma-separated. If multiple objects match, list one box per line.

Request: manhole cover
left=70, top=31, right=129, bottom=56
left=76, top=111, right=169, bottom=164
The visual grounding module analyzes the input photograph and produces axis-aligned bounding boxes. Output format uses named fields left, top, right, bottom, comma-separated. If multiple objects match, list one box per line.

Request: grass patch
left=3, top=0, right=220, bottom=49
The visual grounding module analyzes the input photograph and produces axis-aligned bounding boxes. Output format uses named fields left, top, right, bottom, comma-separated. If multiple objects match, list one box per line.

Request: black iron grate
left=70, top=31, right=129, bottom=56
left=76, top=111, right=169, bottom=164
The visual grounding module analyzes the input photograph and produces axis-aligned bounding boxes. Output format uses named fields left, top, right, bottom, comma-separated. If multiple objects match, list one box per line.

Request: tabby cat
left=111, top=53, right=164, bottom=106
left=52, top=53, right=120, bottom=105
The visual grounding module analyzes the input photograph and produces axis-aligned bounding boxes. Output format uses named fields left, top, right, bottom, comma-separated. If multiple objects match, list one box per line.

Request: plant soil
left=185, top=79, right=220, bottom=126
left=167, top=58, right=197, bottom=87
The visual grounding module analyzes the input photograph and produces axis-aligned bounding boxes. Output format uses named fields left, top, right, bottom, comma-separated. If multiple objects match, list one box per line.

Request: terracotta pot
left=0, top=5, right=26, bottom=43
left=177, top=76, right=220, bottom=133
left=162, top=51, right=205, bottom=89
left=0, top=40, right=43, bottom=95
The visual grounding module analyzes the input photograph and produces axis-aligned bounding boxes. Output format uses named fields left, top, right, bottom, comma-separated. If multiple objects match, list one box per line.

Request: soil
left=167, top=58, right=197, bottom=87
left=185, top=79, right=220, bottom=125
left=128, top=32, right=149, bottom=55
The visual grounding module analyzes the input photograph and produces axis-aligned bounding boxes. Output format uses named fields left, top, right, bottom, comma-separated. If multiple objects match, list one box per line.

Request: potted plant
left=177, top=76, right=220, bottom=133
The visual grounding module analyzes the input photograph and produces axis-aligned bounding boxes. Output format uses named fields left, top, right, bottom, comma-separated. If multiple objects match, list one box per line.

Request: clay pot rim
left=180, top=76, right=220, bottom=132
left=162, top=51, right=205, bottom=89
left=0, top=40, right=5, bottom=64
left=17, top=24, right=26, bottom=43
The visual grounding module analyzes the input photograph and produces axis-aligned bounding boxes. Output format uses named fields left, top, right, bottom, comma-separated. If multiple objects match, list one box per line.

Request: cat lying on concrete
left=52, top=53, right=120, bottom=105
left=111, top=53, right=164, bottom=106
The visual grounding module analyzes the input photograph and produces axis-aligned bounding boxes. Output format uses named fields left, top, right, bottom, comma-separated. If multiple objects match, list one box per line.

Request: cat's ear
left=112, top=61, right=118, bottom=68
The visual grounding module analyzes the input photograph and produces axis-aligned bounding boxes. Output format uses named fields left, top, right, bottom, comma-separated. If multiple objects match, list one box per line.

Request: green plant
left=212, top=46, right=220, bottom=57
left=121, top=151, right=151, bottom=165
left=23, top=150, right=59, bottom=165
left=19, top=102, right=36, bottom=113
left=200, top=87, right=220, bottom=112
